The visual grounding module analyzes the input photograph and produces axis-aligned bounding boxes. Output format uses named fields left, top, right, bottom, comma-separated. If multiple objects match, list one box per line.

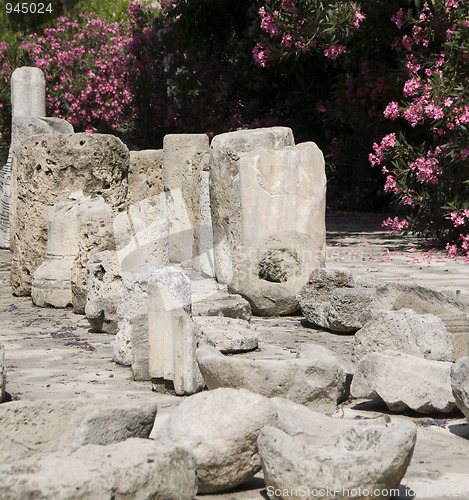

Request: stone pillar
left=162, top=134, right=210, bottom=266
left=209, top=127, right=295, bottom=284
left=148, top=281, right=204, bottom=395
left=1, top=67, right=74, bottom=250
left=0, top=344, right=5, bottom=403
left=11, top=133, right=129, bottom=296
left=31, top=197, right=113, bottom=308
left=239, top=142, right=326, bottom=253
left=127, top=149, right=163, bottom=206
left=198, top=169, right=215, bottom=277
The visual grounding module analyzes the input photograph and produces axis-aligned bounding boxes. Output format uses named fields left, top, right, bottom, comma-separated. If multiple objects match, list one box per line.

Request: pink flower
left=324, top=45, right=347, bottom=60
left=252, top=43, right=271, bottom=67
left=384, top=175, right=398, bottom=194
left=403, top=78, right=421, bottom=97
left=446, top=243, right=458, bottom=258
left=384, top=102, right=400, bottom=119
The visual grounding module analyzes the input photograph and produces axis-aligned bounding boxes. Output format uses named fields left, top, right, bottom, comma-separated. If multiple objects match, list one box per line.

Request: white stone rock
left=11, top=133, right=129, bottom=296
left=148, top=281, right=204, bottom=394
left=127, top=149, right=163, bottom=205
left=354, top=308, right=453, bottom=362
left=193, top=316, right=258, bottom=353
left=154, top=387, right=278, bottom=493
left=31, top=197, right=113, bottom=309
left=258, top=419, right=417, bottom=500
left=450, top=356, right=469, bottom=422
left=0, top=438, right=198, bottom=500
left=113, top=265, right=191, bottom=367
left=198, top=169, right=215, bottom=277
left=228, top=231, right=324, bottom=315
left=196, top=343, right=350, bottom=414
left=113, top=194, right=169, bottom=273
left=10, top=66, right=45, bottom=117
left=192, top=291, right=251, bottom=321
left=352, top=351, right=456, bottom=414
left=85, top=250, right=123, bottom=333
left=163, top=134, right=210, bottom=265
left=209, top=127, right=295, bottom=284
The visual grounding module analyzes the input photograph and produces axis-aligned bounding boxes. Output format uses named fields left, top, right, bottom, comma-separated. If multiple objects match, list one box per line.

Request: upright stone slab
left=162, top=134, right=210, bottom=266
left=196, top=168, right=215, bottom=277
left=1, top=67, right=73, bottom=249
left=239, top=142, right=326, bottom=251
left=31, top=197, right=113, bottom=308
left=0, top=344, right=6, bottom=403
left=148, top=282, right=204, bottom=395
left=209, top=127, right=295, bottom=284
left=11, top=133, right=129, bottom=296
left=10, top=67, right=46, bottom=117
left=127, top=149, right=163, bottom=206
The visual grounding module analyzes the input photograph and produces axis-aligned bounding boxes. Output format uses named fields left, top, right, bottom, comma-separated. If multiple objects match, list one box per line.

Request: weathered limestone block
left=31, top=197, right=113, bottom=309
left=239, top=142, right=326, bottom=250
left=148, top=282, right=205, bottom=395
left=450, top=356, right=469, bottom=422
left=196, top=343, right=350, bottom=414
left=154, top=387, right=279, bottom=493
left=193, top=317, right=258, bottom=353
left=85, top=250, right=123, bottom=333
left=0, top=344, right=6, bottom=403
left=0, top=438, right=198, bottom=500
left=198, top=169, right=215, bottom=277
left=352, top=351, right=456, bottom=414
left=11, top=67, right=45, bottom=117
left=71, top=203, right=115, bottom=314
left=113, top=194, right=169, bottom=273
left=11, top=133, right=129, bottom=296
left=192, top=292, right=251, bottom=321
left=228, top=231, right=324, bottom=315
left=258, top=419, right=417, bottom=500
left=439, top=313, right=469, bottom=361
left=209, top=127, right=295, bottom=283
left=113, top=265, right=191, bottom=368
left=127, top=149, right=163, bottom=205
left=163, top=134, right=210, bottom=265
left=354, top=308, right=453, bottom=362
left=298, top=269, right=469, bottom=333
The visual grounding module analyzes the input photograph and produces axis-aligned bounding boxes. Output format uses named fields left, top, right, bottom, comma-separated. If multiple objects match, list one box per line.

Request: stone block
left=0, top=344, right=5, bottom=403
left=113, top=265, right=191, bottom=367
left=450, top=356, right=469, bottom=423
left=31, top=197, right=113, bottom=309
left=154, top=387, right=278, bottom=493
left=127, top=149, right=163, bottom=205
left=196, top=343, right=350, bottom=414
left=354, top=308, right=453, bottom=362
left=197, top=169, right=215, bottom=277
left=193, top=317, right=258, bottom=353
left=192, top=292, right=251, bottom=321
left=85, top=250, right=123, bottom=333
left=11, top=133, right=129, bottom=296
left=209, top=127, right=295, bottom=283
left=148, top=281, right=204, bottom=394
left=228, top=231, right=324, bottom=315
left=163, top=134, right=210, bottom=265
left=258, top=419, right=417, bottom=500
left=10, top=66, right=45, bottom=118
left=439, top=313, right=469, bottom=361
left=352, top=351, right=456, bottom=414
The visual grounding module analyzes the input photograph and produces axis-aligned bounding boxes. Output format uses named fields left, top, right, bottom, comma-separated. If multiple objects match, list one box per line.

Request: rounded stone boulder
left=228, top=231, right=323, bottom=316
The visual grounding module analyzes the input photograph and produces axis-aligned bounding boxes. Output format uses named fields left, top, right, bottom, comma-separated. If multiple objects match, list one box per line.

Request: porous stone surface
left=352, top=351, right=456, bottom=414
left=0, top=344, right=5, bottom=403
left=354, top=308, right=453, bottom=362
left=0, top=399, right=159, bottom=463
left=192, top=292, right=252, bottom=321
left=193, top=316, right=258, bottom=353
left=10, top=66, right=46, bottom=117
left=113, top=265, right=191, bottom=367
left=451, top=356, right=469, bottom=422
left=229, top=231, right=324, bottom=316
left=298, top=269, right=469, bottom=333
left=31, top=196, right=113, bottom=310
left=11, top=133, right=129, bottom=296
left=85, top=250, right=123, bottom=333
left=198, top=169, right=215, bottom=277
left=127, top=149, right=163, bottom=205
left=440, top=313, right=469, bottom=361
left=209, top=127, right=295, bottom=283
left=153, top=387, right=278, bottom=493
left=196, top=343, right=350, bottom=414
left=0, top=438, right=198, bottom=500
left=148, top=281, right=205, bottom=394
left=258, top=419, right=417, bottom=500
